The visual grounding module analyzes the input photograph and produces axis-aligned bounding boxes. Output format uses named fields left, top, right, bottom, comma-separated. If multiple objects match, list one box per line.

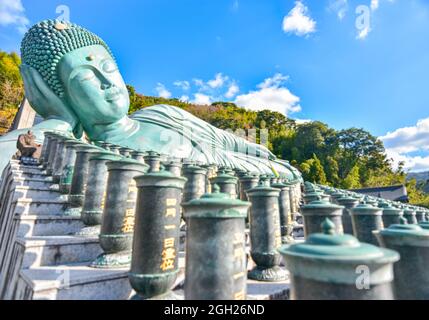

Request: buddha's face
left=59, top=45, right=129, bottom=125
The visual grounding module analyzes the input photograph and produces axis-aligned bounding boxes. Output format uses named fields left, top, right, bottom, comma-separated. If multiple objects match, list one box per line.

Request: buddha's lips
left=105, top=88, right=122, bottom=102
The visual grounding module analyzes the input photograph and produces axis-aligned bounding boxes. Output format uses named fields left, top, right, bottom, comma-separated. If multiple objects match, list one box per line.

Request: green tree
left=341, top=165, right=361, bottom=189
left=307, top=154, right=327, bottom=184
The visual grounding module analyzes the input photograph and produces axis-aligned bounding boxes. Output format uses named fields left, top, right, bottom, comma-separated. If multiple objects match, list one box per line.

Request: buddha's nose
left=101, top=83, right=113, bottom=90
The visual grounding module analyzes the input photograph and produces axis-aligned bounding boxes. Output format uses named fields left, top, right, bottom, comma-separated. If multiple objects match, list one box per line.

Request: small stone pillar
left=202, top=164, right=217, bottom=193
left=301, top=199, right=344, bottom=237
left=163, top=158, right=183, bottom=177
left=40, top=132, right=54, bottom=165
left=351, top=203, right=384, bottom=246
left=303, top=192, right=324, bottom=205
left=101, top=142, right=113, bottom=151
left=182, top=165, right=207, bottom=203
left=246, top=182, right=287, bottom=281
left=46, top=134, right=61, bottom=175
left=403, top=207, right=418, bottom=225
left=92, top=159, right=148, bottom=268
left=129, top=170, right=187, bottom=300
left=78, top=151, right=122, bottom=236
left=119, top=147, right=134, bottom=158
left=279, top=218, right=399, bottom=300
left=210, top=171, right=238, bottom=199
left=330, top=191, right=345, bottom=204
left=336, top=196, right=360, bottom=235
left=66, top=144, right=101, bottom=216
left=382, top=205, right=403, bottom=228
left=51, top=136, right=69, bottom=184
left=183, top=186, right=251, bottom=300
left=375, top=218, right=429, bottom=299
left=131, top=151, right=146, bottom=163
left=416, top=208, right=426, bottom=223
left=144, top=151, right=162, bottom=172
left=110, top=144, right=122, bottom=155
left=238, top=173, right=259, bottom=202
left=272, top=181, right=293, bottom=244
left=59, top=140, right=84, bottom=194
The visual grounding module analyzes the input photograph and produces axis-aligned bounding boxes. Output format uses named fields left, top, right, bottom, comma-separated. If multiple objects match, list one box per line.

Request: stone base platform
left=15, top=263, right=133, bottom=300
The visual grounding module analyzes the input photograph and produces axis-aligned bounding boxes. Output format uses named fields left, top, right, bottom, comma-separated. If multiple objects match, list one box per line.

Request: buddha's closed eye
left=102, top=60, right=118, bottom=73
left=76, top=69, right=96, bottom=82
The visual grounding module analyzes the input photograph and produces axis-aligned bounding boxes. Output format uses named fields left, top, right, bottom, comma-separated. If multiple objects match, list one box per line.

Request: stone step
left=10, top=166, right=46, bottom=175
left=12, top=177, right=55, bottom=189
left=13, top=199, right=69, bottom=215
left=15, top=263, right=133, bottom=300
left=12, top=171, right=52, bottom=181
left=11, top=163, right=46, bottom=173
left=16, top=215, right=85, bottom=237
left=12, top=186, right=65, bottom=202
left=15, top=236, right=102, bottom=268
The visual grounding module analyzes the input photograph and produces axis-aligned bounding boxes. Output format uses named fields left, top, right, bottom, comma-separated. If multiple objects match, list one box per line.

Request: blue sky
left=1, top=0, right=429, bottom=171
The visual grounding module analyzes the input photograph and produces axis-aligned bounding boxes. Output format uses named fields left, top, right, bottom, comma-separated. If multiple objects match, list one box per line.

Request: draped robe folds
left=130, top=105, right=302, bottom=180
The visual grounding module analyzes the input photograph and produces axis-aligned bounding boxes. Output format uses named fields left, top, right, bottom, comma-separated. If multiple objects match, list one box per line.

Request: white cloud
left=282, top=1, right=316, bottom=36
left=381, top=118, right=429, bottom=172
left=234, top=73, right=301, bottom=115
left=173, top=80, right=190, bottom=91
left=328, top=0, right=348, bottom=20
left=155, top=83, right=172, bottom=99
left=0, top=0, right=29, bottom=33
left=225, top=82, right=239, bottom=98
left=207, top=73, right=228, bottom=89
left=371, top=0, right=379, bottom=11
left=258, top=73, right=289, bottom=89
left=179, top=95, right=189, bottom=102
left=385, top=150, right=429, bottom=173
left=381, top=118, right=429, bottom=154
left=192, top=93, right=212, bottom=105
left=295, top=118, right=313, bottom=124
left=356, top=26, right=371, bottom=40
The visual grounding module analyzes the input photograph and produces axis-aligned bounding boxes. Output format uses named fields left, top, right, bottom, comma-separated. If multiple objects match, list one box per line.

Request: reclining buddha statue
left=0, top=19, right=301, bottom=181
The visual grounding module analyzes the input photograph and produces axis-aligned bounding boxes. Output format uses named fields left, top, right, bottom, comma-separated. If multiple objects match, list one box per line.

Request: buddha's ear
left=20, top=64, right=78, bottom=127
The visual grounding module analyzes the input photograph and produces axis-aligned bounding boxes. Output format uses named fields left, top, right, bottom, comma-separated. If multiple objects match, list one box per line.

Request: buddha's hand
left=20, top=64, right=76, bottom=124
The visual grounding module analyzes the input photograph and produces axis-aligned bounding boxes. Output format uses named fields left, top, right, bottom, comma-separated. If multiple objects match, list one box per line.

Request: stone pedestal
left=336, top=197, right=359, bottom=235
left=91, top=159, right=148, bottom=268
left=66, top=144, right=101, bottom=216
left=351, top=203, right=384, bottom=246
left=183, top=186, right=251, bottom=300
left=272, top=182, right=293, bottom=244
left=182, top=165, right=207, bottom=203
left=163, top=158, right=183, bottom=177
left=119, top=147, right=134, bottom=158
left=131, top=151, right=146, bottom=163
left=210, top=171, right=238, bottom=199
left=375, top=220, right=429, bottom=299
left=46, top=135, right=61, bottom=176
left=51, top=136, right=69, bottom=184
left=301, top=199, right=344, bottom=237
left=382, top=205, right=403, bottom=228
left=246, top=182, right=287, bottom=282
left=279, top=219, right=399, bottom=300
left=403, top=208, right=418, bottom=225
left=78, top=152, right=122, bottom=236
left=239, top=173, right=259, bottom=202
left=144, top=151, right=162, bottom=172
left=40, top=132, right=54, bottom=166
left=129, top=171, right=186, bottom=300
left=59, top=140, right=84, bottom=195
